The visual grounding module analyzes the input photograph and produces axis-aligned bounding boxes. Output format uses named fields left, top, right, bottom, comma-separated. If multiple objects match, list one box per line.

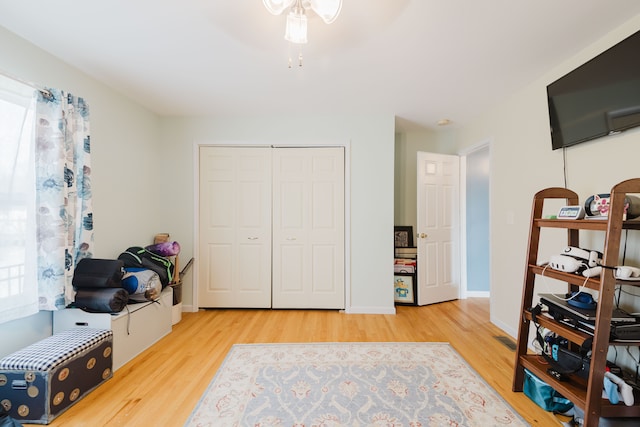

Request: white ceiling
left=1, top=0, right=639, bottom=131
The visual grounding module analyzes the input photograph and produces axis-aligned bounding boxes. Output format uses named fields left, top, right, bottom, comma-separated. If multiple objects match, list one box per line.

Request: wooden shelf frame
left=512, top=179, right=640, bottom=427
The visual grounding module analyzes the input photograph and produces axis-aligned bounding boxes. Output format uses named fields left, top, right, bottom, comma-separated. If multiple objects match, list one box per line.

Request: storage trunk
left=0, top=328, right=113, bottom=424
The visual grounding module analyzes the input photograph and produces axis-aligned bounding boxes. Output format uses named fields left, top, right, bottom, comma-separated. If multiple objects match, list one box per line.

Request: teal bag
left=523, top=369, right=574, bottom=412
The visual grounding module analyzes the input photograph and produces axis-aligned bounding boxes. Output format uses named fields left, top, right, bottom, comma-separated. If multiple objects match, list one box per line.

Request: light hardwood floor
left=31, top=299, right=558, bottom=426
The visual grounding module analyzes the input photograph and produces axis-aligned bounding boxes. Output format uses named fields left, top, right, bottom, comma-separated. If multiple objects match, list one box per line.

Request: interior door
left=416, top=151, right=460, bottom=305
left=272, top=147, right=345, bottom=309
left=198, top=146, right=272, bottom=308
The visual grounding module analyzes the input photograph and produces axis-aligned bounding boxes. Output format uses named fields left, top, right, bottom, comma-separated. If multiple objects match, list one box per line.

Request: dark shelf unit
left=394, top=250, right=417, bottom=306
left=512, top=179, right=640, bottom=426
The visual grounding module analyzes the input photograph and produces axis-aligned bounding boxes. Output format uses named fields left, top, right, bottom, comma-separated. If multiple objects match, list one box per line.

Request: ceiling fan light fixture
left=264, top=0, right=342, bottom=66
left=285, top=7, right=308, bottom=44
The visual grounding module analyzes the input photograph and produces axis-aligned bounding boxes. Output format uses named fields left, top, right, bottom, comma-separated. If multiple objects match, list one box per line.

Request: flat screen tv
left=547, top=30, right=640, bottom=150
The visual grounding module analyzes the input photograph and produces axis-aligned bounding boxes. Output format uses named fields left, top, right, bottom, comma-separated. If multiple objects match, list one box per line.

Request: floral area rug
left=185, top=342, right=528, bottom=427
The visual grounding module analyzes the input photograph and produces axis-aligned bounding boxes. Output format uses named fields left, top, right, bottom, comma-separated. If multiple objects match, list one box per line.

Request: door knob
left=419, top=233, right=428, bottom=239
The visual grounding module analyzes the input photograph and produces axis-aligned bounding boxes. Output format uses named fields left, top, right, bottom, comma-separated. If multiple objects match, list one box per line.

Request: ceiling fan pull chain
left=287, top=43, right=304, bottom=68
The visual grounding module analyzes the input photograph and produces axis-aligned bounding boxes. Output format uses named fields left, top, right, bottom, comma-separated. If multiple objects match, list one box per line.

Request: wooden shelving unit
left=512, top=179, right=640, bottom=426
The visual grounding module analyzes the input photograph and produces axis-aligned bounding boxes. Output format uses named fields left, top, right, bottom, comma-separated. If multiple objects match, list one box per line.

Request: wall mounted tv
left=547, top=30, right=640, bottom=150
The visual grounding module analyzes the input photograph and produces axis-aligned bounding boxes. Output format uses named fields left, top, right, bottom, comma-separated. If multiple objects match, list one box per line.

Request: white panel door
left=272, top=147, right=345, bottom=309
left=416, top=152, right=460, bottom=305
left=198, top=146, right=272, bottom=308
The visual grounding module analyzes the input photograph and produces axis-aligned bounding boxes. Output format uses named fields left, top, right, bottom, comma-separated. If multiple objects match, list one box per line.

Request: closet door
left=198, top=146, right=272, bottom=308
left=272, top=147, right=345, bottom=309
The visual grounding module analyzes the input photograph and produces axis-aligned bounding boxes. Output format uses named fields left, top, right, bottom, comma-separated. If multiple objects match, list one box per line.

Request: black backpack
left=118, top=246, right=174, bottom=287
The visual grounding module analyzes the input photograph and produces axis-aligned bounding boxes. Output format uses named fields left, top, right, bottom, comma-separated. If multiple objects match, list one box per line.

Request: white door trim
left=190, top=140, right=351, bottom=312
left=459, top=154, right=468, bottom=300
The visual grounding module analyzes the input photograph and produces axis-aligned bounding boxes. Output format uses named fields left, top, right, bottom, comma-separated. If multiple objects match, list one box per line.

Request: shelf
left=529, top=264, right=640, bottom=289
left=525, top=310, right=640, bottom=347
left=520, top=354, right=588, bottom=406
left=513, top=180, right=640, bottom=426
left=520, top=354, right=640, bottom=418
left=534, top=218, right=640, bottom=231
left=523, top=310, right=593, bottom=347
left=529, top=264, right=601, bottom=290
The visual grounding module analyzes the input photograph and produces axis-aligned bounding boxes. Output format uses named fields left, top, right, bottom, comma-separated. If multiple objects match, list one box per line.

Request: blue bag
left=523, top=369, right=574, bottom=413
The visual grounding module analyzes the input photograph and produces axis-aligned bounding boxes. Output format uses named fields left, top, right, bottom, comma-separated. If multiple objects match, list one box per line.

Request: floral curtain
left=35, top=89, right=94, bottom=310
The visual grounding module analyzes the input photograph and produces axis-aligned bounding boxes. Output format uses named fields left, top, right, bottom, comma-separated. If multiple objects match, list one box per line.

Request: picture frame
left=394, top=273, right=416, bottom=305
left=394, top=226, right=414, bottom=248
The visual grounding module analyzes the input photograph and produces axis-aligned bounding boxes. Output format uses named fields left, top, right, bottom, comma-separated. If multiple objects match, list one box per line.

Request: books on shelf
left=394, top=258, right=416, bottom=273
left=395, top=247, right=417, bottom=258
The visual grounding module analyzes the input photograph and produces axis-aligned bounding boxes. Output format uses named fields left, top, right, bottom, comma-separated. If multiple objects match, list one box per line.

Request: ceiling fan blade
left=309, top=0, right=342, bottom=24
left=263, top=0, right=296, bottom=15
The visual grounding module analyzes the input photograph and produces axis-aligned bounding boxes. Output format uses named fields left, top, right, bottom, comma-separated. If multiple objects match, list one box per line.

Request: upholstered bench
left=0, top=328, right=113, bottom=424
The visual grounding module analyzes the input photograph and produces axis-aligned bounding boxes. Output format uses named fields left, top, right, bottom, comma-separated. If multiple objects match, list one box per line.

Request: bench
left=53, top=286, right=172, bottom=371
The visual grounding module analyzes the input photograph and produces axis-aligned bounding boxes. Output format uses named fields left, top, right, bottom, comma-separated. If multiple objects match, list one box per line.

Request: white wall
left=0, top=27, right=164, bottom=357
left=0, top=25, right=397, bottom=358
left=158, top=115, right=396, bottom=313
left=454, top=15, right=640, bottom=348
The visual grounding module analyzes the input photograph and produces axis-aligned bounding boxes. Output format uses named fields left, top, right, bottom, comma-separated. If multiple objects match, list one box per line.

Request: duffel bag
left=118, top=247, right=174, bottom=287
left=74, top=288, right=129, bottom=313
left=72, top=258, right=124, bottom=289
left=523, top=369, right=573, bottom=413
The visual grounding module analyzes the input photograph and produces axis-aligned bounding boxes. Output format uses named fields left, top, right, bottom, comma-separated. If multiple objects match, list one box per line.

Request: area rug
left=185, top=342, right=528, bottom=427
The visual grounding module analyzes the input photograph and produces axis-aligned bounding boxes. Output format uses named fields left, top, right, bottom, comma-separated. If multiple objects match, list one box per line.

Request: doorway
left=461, top=143, right=490, bottom=297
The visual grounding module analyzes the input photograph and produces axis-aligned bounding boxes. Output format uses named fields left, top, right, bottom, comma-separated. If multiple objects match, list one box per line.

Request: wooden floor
left=32, top=298, right=558, bottom=426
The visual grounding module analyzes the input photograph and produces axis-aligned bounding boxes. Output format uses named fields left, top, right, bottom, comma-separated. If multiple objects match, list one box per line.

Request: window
left=0, top=75, right=38, bottom=323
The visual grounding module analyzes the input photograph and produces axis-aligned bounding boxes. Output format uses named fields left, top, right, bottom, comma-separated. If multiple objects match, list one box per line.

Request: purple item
left=145, top=241, right=181, bottom=256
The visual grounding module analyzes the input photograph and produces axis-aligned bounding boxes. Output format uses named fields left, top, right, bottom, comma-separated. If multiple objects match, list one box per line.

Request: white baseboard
left=182, top=304, right=197, bottom=313
left=180, top=304, right=396, bottom=315
left=490, top=315, right=517, bottom=339
left=345, top=306, right=396, bottom=315
left=465, top=291, right=490, bottom=298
